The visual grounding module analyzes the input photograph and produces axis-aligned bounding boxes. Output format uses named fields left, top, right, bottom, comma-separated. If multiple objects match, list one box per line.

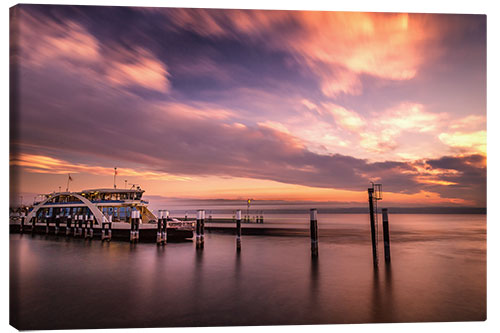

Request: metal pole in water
left=108, top=215, right=113, bottom=241
left=200, top=209, right=205, bottom=249
left=368, top=188, right=378, bottom=267
left=20, top=212, right=25, bottom=233
left=157, top=210, right=163, bottom=245
left=310, top=208, right=319, bottom=257
left=163, top=210, right=169, bottom=243
left=55, top=214, right=60, bottom=235
left=32, top=215, right=37, bottom=233
left=78, top=215, right=83, bottom=237
left=84, top=215, right=89, bottom=238
left=90, top=215, right=94, bottom=239
left=382, top=208, right=391, bottom=263
left=45, top=213, right=50, bottom=234
left=196, top=210, right=202, bottom=249
left=131, top=210, right=140, bottom=243
left=236, top=209, right=242, bottom=251
left=66, top=215, right=71, bottom=236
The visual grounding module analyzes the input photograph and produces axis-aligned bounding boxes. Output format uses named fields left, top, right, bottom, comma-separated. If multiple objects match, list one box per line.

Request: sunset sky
left=9, top=5, right=486, bottom=210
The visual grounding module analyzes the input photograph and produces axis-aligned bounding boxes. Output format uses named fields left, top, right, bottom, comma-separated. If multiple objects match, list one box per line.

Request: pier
left=9, top=184, right=392, bottom=263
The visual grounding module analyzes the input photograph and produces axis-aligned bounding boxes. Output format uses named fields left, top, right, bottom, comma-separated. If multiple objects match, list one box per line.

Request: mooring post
left=66, top=215, right=72, bottom=236
left=310, top=208, right=319, bottom=257
left=90, top=214, right=95, bottom=239
left=84, top=215, right=89, bottom=238
left=236, top=209, right=242, bottom=251
left=368, top=188, right=378, bottom=267
left=31, top=215, right=36, bottom=233
left=163, top=210, right=169, bottom=243
left=55, top=214, right=60, bottom=235
left=157, top=210, right=163, bottom=245
left=196, top=210, right=204, bottom=249
left=75, top=214, right=82, bottom=237
left=201, top=210, right=205, bottom=248
left=130, top=209, right=140, bottom=243
left=101, top=215, right=112, bottom=241
left=45, top=214, right=50, bottom=234
left=382, top=208, right=391, bottom=263
left=20, top=211, right=25, bottom=233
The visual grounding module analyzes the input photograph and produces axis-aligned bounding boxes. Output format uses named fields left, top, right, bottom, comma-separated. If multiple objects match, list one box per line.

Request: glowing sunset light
left=10, top=6, right=486, bottom=209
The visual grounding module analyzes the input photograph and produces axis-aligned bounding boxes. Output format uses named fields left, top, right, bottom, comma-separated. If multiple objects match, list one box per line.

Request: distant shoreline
left=168, top=207, right=486, bottom=215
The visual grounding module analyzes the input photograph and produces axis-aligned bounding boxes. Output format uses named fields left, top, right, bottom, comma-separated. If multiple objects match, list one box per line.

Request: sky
left=9, top=5, right=486, bottom=210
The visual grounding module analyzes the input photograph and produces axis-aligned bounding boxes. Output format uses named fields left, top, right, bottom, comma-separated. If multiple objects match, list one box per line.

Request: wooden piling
left=382, top=208, right=391, bottom=263
left=368, top=188, right=378, bottom=267
left=236, top=209, right=242, bottom=251
left=310, top=208, right=318, bottom=257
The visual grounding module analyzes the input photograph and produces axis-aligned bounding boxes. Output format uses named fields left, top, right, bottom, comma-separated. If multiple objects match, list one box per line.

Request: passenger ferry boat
left=12, top=186, right=194, bottom=240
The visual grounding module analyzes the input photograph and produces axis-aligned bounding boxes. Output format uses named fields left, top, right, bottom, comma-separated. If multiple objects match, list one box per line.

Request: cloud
left=438, top=131, right=486, bottom=154
left=11, top=153, right=192, bottom=181
left=324, top=103, right=366, bottom=132
left=163, top=10, right=451, bottom=97
left=10, top=6, right=486, bottom=207
left=12, top=8, right=170, bottom=93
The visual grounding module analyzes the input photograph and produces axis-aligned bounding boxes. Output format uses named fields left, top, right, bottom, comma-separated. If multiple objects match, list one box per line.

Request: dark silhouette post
left=310, top=208, right=319, bottom=257
left=163, top=211, right=168, bottom=243
left=368, top=188, right=378, bottom=267
left=157, top=210, right=163, bottom=245
left=236, top=209, right=242, bottom=251
left=382, top=208, right=391, bottom=262
left=32, top=214, right=37, bottom=233
left=196, top=210, right=203, bottom=249
left=66, top=214, right=72, bottom=236
left=20, top=211, right=25, bottom=233
left=54, top=214, right=60, bottom=235
left=130, top=209, right=140, bottom=243
left=45, top=212, right=50, bottom=234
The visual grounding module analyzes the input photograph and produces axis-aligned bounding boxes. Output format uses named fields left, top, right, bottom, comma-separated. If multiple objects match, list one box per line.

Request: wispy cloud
left=11, top=153, right=192, bottom=181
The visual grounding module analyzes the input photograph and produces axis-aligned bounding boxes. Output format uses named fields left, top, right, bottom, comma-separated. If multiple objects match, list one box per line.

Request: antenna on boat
left=66, top=173, right=73, bottom=192
left=114, top=167, right=117, bottom=189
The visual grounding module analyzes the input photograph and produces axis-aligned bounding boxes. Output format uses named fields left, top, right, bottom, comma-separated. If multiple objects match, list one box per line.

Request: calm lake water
left=10, top=214, right=486, bottom=330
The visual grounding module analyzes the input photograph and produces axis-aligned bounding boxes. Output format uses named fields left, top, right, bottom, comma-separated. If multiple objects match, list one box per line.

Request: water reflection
left=9, top=213, right=486, bottom=329
left=370, top=262, right=395, bottom=323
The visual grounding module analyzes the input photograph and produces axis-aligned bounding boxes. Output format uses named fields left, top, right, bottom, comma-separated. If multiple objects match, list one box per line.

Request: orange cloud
left=106, top=47, right=170, bottom=93
left=439, top=130, right=486, bottom=154
left=11, top=153, right=191, bottom=181
left=166, top=10, right=445, bottom=96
